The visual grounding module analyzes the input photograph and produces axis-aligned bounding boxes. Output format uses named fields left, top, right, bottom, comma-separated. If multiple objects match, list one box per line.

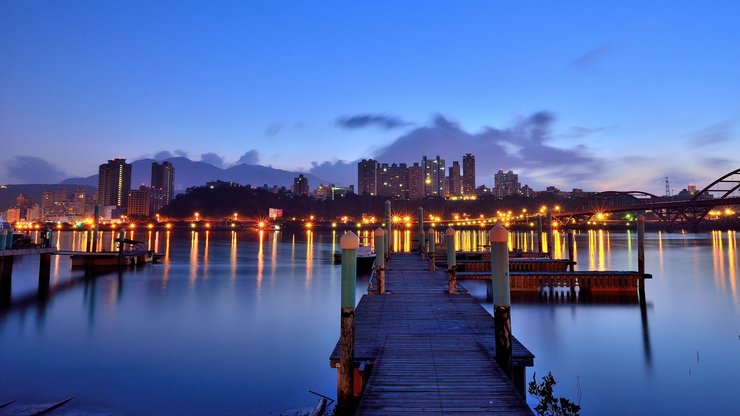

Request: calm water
left=0, top=228, right=738, bottom=415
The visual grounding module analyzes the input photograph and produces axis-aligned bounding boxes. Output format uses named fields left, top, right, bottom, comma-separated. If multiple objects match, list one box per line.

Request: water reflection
left=256, top=230, right=264, bottom=290
left=305, top=230, right=313, bottom=286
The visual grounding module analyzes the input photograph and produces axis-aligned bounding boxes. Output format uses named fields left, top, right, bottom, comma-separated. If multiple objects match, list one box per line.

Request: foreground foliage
left=528, top=372, right=581, bottom=416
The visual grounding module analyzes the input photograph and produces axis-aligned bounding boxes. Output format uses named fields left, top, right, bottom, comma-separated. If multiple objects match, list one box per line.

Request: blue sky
left=1, top=1, right=738, bottom=194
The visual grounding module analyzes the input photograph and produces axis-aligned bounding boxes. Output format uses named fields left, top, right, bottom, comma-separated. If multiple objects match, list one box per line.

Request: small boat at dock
left=69, top=238, right=162, bottom=269
left=333, top=245, right=377, bottom=272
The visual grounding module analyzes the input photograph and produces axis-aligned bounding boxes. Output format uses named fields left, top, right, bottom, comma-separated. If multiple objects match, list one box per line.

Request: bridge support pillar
left=567, top=229, right=576, bottom=272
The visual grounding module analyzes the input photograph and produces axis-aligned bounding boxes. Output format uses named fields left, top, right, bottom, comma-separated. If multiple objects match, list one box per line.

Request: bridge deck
left=331, top=253, right=533, bottom=415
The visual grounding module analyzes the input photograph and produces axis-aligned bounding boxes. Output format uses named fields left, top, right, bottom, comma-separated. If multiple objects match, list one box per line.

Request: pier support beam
left=374, top=228, right=386, bottom=294
left=536, top=216, right=543, bottom=253
left=427, top=228, right=436, bottom=271
left=546, top=212, right=554, bottom=258
left=417, top=207, right=425, bottom=254
left=38, top=253, right=52, bottom=298
left=338, top=232, right=358, bottom=414
left=91, top=205, right=100, bottom=253
left=0, top=256, right=13, bottom=307
left=568, top=229, right=576, bottom=272
left=446, top=227, right=457, bottom=294
left=384, top=200, right=392, bottom=256
left=637, top=215, right=646, bottom=297
left=490, top=225, right=512, bottom=379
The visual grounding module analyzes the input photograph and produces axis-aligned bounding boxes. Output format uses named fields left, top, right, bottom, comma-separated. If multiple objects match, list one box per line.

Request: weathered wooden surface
left=456, top=270, right=652, bottom=292
left=331, top=253, right=533, bottom=415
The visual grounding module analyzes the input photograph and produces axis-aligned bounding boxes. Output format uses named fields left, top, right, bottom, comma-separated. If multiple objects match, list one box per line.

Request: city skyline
left=1, top=1, right=738, bottom=194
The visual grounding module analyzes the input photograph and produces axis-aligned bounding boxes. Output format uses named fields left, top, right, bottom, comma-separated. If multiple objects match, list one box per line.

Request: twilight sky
left=1, top=1, right=738, bottom=194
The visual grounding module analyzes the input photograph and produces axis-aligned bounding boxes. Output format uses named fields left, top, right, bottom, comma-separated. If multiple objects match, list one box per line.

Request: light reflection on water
left=0, top=229, right=738, bottom=415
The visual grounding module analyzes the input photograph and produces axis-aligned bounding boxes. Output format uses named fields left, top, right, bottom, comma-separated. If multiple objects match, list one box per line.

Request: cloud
left=2, top=156, right=67, bottom=184
left=689, top=119, right=736, bottom=147
left=200, top=152, right=225, bottom=168
left=309, top=160, right=356, bottom=187
left=336, top=114, right=413, bottom=130
left=153, top=150, right=189, bottom=160
left=559, top=125, right=612, bottom=139
left=235, top=150, right=260, bottom=166
left=312, top=112, right=604, bottom=190
left=265, top=124, right=283, bottom=137
left=570, top=44, right=615, bottom=73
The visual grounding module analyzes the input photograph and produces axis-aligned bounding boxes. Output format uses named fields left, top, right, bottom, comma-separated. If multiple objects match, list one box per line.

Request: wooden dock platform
left=330, top=253, right=533, bottom=415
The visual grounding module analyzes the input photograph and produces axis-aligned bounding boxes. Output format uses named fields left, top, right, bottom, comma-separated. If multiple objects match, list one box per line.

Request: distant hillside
left=0, top=184, right=97, bottom=210
left=60, top=157, right=330, bottom=191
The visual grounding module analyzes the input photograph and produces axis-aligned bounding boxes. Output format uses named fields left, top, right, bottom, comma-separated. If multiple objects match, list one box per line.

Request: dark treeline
left=159, top=184, right=585, bottom=220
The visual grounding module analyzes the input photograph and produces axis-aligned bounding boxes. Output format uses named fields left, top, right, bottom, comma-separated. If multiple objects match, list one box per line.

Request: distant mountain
left=59, top=157, right=332, bottom=192
left=0, top=184, right=97, bottom=210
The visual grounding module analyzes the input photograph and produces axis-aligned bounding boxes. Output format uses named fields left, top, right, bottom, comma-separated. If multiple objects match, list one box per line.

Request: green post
left=446, top=227, right=457, bottom=294
left=417, top=207, right=425, bottom=253
left=490, top=224, right=512, bottom=378
left=384, top=200, right=392, bottom=255
left=374, top=228, right=386, bottom=294
left=338, top=231, right=358, bottom=412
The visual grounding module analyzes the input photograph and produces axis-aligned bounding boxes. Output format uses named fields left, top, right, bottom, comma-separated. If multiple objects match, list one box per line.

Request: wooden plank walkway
left=330, top=253, right=533, bottom=415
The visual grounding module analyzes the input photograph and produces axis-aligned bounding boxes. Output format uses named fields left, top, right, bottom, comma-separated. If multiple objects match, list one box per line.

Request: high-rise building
left=127, top=185, right=152, bottom=217
left=98, top=158, right=132, bottom=209
left=151, top=161, right=175, bottom=212
left=448, top=161, right=462, bottom=197
left=407, top=163, right=423, bottom=200
left=357, top=159, right=380, bottom=196
left=422, top=155, right=445, bottom=197
left=462, top=153, right=475, bottom=196
left=379, top=163, right=409, bottom=199
left=494, top=169, right=521, bottom=199
left=292, top=174, right=309, bottom=196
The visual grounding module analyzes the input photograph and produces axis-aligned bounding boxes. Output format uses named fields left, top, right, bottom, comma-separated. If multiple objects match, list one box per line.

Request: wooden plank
left=330, top=253, right=533, bottom=415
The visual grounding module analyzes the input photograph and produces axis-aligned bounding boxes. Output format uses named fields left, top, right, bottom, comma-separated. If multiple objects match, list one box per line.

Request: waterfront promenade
left=330, top=252, right=534, bottom=415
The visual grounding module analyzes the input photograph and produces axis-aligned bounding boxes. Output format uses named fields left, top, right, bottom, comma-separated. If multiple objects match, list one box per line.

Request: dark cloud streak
left=336, top=114, right=413, bottom=130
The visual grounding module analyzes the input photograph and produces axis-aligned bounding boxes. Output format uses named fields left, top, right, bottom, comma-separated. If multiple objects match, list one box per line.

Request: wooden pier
left=330, top=253, right=534, bottom=415
left=449, top=259, right=651, bottom=292
left=0, top=247, right=56, bottom=307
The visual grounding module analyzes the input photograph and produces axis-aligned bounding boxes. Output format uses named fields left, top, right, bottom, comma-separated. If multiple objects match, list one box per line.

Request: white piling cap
left=445, top=227, right=456, bottom=236
left=375, top=227, right=385, bottom=236
left=489, top=224, right=509, bottom=243
left=427, top=227, right=435, bottom=235
left=340, top=231, right=359, bottom=250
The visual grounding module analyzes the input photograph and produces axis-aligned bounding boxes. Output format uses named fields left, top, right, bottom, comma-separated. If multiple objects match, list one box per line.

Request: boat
left=333, top=245, right=377, bottom=271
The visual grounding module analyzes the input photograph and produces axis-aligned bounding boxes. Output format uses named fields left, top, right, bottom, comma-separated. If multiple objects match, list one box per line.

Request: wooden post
left=637, top=214, right=646, bottom=295
left=546, top=212, right=554, bottom=258
left=417, top=207, right=425, bottom=254
left=384, top=200, right=392, bottom=256
left=568, top=229, right=576, bottom=272
left=490, top=224, right=512, bottom=378
left=374, top=228, right=386, bottom=294
left=536, top=216, right=543, bottom=253
left=38, top=253, right=51, bottom=298
left=91, top=205, right=100, bottom=252
left=446, top=227, right=457, bottom=294
left=118, top=229, right=125, bottom=255
left=338, top=231, right=358, bottom=413
left=427, top=228, right=436, bottom=270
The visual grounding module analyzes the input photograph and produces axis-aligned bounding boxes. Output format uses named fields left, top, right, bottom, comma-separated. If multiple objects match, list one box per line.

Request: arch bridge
left=556, top=168, right=740, bottom=231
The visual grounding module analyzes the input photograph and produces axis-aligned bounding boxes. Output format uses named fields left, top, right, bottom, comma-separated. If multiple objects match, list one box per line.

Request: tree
left=528, top=372, right=581, bottom=416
